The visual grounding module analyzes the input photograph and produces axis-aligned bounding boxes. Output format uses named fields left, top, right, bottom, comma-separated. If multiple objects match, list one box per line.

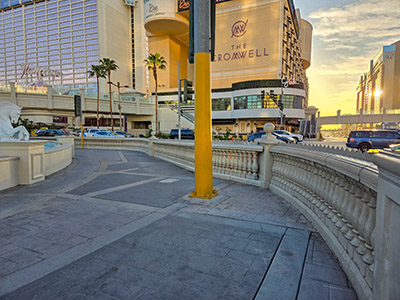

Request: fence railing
left=71, top=134, right=400, bottom=300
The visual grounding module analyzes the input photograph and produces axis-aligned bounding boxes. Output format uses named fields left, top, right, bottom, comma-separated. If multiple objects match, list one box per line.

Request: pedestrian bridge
left=317, top=109, right=400, bottom=126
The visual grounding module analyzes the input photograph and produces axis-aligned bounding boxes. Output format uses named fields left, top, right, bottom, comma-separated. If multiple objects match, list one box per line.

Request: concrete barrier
left=0, top=156, right=19, bottom=190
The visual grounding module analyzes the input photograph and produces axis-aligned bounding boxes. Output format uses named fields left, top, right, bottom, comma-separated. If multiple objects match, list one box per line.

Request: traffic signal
left=261, top=90, right=265, bottom=100
left=183, top=79, right=194, bottom=102
left=270, top=90, right=278, bottom=106
left=74, top=95, right=81, bottom=117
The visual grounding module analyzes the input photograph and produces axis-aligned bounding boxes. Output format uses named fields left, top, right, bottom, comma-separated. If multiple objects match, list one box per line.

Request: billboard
left=211, top=1, right=281, bottom=88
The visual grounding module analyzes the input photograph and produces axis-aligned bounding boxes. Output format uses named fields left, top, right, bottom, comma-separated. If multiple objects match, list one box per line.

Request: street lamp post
left=107, top=81, right=129, bottom=132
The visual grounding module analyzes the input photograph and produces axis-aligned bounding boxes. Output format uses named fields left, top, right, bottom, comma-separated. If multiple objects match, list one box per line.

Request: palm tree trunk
left=108, top=72, right=113, bottom=131
left=96, top=76, right=100, bottom=129
left=154, top=69, right=158, bottom=135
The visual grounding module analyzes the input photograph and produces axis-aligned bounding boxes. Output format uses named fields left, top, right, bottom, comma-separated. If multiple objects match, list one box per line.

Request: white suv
left=274, top=130, right=303, bottom=143
left=86, top=129, right=101, bottom=137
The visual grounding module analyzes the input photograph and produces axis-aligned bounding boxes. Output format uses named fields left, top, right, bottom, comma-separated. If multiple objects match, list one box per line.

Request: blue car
left=248, top=131, right=295, bottom=143
left=346, top=130, right=400, bottom=152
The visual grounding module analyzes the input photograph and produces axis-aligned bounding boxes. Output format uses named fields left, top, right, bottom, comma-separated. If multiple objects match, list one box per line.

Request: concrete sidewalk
left=0, top=149, right=358, bottom=300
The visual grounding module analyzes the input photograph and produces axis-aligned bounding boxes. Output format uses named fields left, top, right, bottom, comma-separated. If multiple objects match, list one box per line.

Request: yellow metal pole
left=190, top=0, right=217, bottom=199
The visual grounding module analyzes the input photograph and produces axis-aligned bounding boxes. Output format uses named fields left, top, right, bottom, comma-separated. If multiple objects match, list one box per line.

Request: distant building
left=356, top=40, right=400, bottom=114
left=145, top=0, right=313, bottom=134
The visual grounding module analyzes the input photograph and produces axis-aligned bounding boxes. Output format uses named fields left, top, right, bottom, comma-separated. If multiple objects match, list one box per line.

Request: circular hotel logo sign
left=231, top=20, right=248, bottom=38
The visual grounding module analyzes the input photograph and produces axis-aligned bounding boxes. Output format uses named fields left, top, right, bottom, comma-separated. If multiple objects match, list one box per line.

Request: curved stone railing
left=269, top=144, right=377, bottom=300
left=77, top=137, right=264, bottom=186
left=152, top=139, right=263, bottom=186
left=76, top=137, right=150, bottom=153
left=212, top=142, right=263, bottom=186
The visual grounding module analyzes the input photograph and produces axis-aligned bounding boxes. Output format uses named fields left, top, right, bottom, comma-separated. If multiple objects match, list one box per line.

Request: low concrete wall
left=0, top=156, right=19, bottom=190
left=0, top=140, right=73, bottom=191
left=43, top=144, right=73, bottom=176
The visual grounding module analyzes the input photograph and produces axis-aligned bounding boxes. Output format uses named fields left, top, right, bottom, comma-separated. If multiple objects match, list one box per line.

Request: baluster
left=349, top=184, right=364, bottom=248
left=246, top=152, right=253, bottom=179
left=337, top=180, right=351, bottom=231
left=233, top=151, right=240, bottom=177
left=356, top=187, right=371, bottom=257
left=240, top=151, right=246, bottom=178
left=344, top=182, right=358, bottom=242
left=362, top=190, right=376, bottom=266
left=331, top=175, right=346, bottom=228
left=229, top=150, right=235, bottom=175
left=251, top=152, right=258, bottom=180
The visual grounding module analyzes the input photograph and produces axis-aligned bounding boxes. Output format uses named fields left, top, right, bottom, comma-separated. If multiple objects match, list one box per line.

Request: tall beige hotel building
left=0, top=0, right=312, bottom=133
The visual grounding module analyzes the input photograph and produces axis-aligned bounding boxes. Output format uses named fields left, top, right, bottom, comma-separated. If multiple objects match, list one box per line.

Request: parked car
left=86, top=128, right=102, bottom=137
left=273, top=130, right=303, bottom=143
left=346, top=130, right=400, bottom=152
left=248, top=131, right=295, bottom=143
left=93, top=131, right=113, bottom=137
left=169, top=129, right=195, bottom=140
left=36, top=129, right=64, bottom=137
left=115, top=131, right=132, bottom=137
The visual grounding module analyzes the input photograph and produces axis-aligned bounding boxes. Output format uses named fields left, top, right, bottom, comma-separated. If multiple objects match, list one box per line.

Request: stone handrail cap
left=264, top=123, right=274, bottom=133
left=372, top=150, right=400, bottom=177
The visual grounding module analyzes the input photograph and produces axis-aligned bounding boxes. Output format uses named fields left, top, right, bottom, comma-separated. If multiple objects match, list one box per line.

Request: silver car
left=274, top=130, right=303, bottom=143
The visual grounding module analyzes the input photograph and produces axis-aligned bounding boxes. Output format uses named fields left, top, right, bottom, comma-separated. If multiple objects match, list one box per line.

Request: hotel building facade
left=0, top=0, right=312, bottom=133
left=356, top=40, right=400, bottom=114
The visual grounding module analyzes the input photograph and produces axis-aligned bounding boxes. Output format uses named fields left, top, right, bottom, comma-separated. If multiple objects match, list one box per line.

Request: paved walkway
left=0, top=149, right=358, bottom=300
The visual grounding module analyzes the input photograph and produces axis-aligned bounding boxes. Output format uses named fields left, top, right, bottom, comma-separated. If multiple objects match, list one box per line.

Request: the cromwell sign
left=215, top=43, right=269, bottom=62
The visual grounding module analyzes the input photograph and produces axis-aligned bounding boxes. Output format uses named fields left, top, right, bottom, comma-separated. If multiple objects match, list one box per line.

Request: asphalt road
left=302, top=137, right=348, bottom=149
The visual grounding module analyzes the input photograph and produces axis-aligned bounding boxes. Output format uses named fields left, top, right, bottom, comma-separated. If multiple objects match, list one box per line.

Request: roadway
left=302, top=137, right=347, bottom=149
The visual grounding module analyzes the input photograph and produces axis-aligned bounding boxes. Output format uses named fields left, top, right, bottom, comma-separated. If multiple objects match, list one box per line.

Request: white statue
left=0, top=102, right=30, bottom=141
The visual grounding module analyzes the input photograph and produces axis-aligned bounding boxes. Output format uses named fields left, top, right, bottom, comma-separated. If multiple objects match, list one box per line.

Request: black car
left=346, top=130, right=400, bottom=152
left=169, top=129, right=194, bottom=140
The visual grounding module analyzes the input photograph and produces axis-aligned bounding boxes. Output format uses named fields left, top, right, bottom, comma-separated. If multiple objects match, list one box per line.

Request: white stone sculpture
left=0, top=101, right=30, bottom=141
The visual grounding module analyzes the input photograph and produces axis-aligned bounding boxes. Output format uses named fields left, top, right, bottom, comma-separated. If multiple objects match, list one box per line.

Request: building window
left=212, top=98, right=231, bottom=111
left=247, top=95, right=262, bottom=109
left=234, top=96, right=247, bottom=109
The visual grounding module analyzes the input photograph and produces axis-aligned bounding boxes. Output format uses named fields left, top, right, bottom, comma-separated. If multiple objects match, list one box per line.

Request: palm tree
left=144, top=53, right=167, bottom=135
left=88, top=64, right=106, bottom=128
left=99, top=58, right=119, bottom=131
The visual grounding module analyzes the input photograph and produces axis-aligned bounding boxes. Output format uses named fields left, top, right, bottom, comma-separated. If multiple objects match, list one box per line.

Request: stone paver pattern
left=0, top=149, right=358, bottom=299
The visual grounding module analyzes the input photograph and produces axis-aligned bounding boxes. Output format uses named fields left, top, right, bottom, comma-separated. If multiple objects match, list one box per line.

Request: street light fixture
left=107, top=81, right=129, bottom=132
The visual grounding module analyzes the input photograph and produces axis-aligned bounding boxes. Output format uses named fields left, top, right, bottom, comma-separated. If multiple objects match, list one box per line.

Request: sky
left=294, top=0, right=400, bottom=116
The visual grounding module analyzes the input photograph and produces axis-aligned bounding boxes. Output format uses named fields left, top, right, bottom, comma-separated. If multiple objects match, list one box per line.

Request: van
left=169, top=129, right=194, bottom=140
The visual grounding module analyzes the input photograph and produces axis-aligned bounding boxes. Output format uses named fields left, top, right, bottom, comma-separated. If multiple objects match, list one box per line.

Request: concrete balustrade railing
left=79, top=138, right=264, bottom=186
left=76, top=137, right=150, bottom=153
left=212, top=142, right=263, bottom=186
left=269, top=144, right=378, bottom=300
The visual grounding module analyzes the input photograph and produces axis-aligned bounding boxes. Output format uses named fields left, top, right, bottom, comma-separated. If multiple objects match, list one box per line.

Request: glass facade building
left=0, top=0, right=99, bottom=95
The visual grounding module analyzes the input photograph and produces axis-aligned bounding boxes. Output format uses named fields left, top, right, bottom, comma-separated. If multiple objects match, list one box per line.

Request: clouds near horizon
left=303, top=0, right=400, bottom=114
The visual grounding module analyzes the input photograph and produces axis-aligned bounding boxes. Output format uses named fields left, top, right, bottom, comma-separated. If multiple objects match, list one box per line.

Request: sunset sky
left=295, top=0, right=400, bottom=116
